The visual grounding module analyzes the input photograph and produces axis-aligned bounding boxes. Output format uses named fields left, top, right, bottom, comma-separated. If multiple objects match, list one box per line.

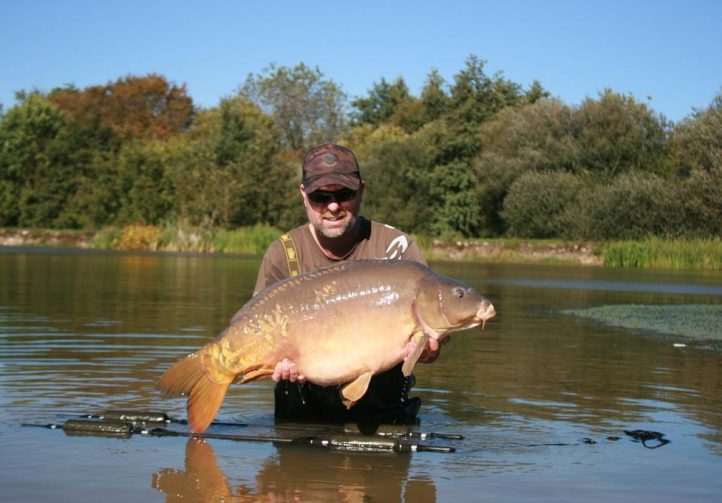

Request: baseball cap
left=301, top=143, right=362, bottom=193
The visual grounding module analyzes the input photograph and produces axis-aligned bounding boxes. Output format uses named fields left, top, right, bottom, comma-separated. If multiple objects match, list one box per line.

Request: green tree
left=167, top=97, right=289, bottom=228
left=0, top=93, right=70, bottom=226
left=419, top=69, right=449, bottom=122
left=360, top=136, right=434, bottom=234
left=573, top=89, right=670, bottom=178
left=61, top=150, right=122, bottom=228
left=670, top=90, right=722, bottom=177
left=113, top=140, right=176, bottom=225
left=429, top=160, right=481, bottom=238
left=524, top=80, right=550, bottom=105
left=670, top=90, right=722, bottom=236
left=432, top=55, right=526, bottom=167
left=477, top=98, right=579, bottom=173
left=351, top=77, right=415, bottom=127
left=240, top=63, right=347, bottom=150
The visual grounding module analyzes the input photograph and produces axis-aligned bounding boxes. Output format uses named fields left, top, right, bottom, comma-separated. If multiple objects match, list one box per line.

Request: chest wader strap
left=279, top=233, right=300, bottom=277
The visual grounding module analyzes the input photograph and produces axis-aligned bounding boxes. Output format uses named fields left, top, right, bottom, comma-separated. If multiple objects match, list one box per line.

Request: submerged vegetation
left=564, top=304, right=722, bottom=341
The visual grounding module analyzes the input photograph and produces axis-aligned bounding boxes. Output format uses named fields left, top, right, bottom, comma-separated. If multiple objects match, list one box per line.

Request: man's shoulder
left=263, top=225, right=310, bottom=253
left=368, top=219, right=410, bottom=238
left=364, top=219, right=424, bottom=262
left=287, top=224, right=311, bottom=240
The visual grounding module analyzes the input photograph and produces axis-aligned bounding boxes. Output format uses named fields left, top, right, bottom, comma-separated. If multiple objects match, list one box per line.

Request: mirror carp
left=157, top=260, right=495, bottom=433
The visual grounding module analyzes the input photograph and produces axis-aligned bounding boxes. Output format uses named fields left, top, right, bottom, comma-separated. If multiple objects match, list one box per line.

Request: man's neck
left=309, top=220, right=362, bottom=260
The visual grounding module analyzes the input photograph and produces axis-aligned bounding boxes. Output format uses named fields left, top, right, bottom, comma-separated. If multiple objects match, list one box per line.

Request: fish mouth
left=476, top=301, right=496, bottom=329
left=450, top=301, right=496, bottom=333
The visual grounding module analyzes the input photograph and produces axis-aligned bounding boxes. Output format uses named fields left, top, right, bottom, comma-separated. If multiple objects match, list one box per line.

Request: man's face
left=301, top=183, right=363, bottom=239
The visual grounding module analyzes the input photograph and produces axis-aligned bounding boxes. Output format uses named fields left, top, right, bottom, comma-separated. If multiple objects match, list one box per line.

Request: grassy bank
left=90, top=223, right=282, bottom=255
left=602, top=238, right=722, bottom=270
left=2, top=225, right=721, bottom=270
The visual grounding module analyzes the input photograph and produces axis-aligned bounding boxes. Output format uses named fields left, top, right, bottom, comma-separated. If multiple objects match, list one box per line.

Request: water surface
left=1, top=248, right=721, bottom=501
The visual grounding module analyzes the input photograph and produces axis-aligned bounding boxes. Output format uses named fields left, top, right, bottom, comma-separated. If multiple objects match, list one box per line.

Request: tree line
left=1, top=56, right=720, bottom=240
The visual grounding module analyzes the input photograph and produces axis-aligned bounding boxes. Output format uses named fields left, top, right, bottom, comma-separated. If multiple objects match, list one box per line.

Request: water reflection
left=152, top=438, right=435, bottom=502
left=1, top=249, right=722, bottom=502
left=153, top=439, right=234, bottom=502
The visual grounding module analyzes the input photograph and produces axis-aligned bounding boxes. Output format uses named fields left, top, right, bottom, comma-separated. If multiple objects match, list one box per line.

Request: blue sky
left=2, top=0, right=720, bottom=123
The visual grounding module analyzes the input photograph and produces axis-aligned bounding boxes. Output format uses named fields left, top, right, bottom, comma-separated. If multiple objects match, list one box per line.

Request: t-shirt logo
left=385, top=236, right=409, bottom=259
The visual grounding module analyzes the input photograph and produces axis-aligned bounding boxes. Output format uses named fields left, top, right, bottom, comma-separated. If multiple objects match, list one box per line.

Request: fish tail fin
left=156, top=353, right=232, bottom=433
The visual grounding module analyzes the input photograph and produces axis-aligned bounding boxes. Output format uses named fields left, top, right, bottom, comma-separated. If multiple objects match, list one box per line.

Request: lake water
left=1, top=248, right=721, bottom=502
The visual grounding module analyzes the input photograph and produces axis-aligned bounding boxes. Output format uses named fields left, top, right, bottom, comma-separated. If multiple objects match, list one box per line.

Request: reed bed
left=602, top=238, right=722, bottom=270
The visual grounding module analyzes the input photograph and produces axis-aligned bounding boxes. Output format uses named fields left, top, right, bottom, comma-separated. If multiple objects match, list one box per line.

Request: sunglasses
left=307, top=188, right=358, bottom=205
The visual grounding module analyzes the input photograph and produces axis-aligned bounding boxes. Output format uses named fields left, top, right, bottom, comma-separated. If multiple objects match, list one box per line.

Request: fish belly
left=287, top=308, right=417, bottom=386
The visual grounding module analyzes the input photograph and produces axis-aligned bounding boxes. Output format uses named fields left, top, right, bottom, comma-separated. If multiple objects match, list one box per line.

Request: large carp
left=157, top=260, right=495, bottom=433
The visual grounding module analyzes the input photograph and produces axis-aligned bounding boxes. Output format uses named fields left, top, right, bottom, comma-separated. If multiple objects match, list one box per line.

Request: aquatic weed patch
left=564, top=304, right=722, bottom=340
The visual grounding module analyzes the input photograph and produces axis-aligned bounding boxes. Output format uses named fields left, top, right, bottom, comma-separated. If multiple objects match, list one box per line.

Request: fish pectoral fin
left=340, top=371, right=374, bottom=409
left=402, top=333, right=428, bottom=377
left=238, top=367, right=272, bottom=384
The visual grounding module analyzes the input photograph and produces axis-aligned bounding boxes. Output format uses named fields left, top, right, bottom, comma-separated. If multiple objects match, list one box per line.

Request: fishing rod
left=56, top=409, right=464, bottom=440
left=24, top=411, right=669, bottom=452
left=22, top=418, right=456, bottom=454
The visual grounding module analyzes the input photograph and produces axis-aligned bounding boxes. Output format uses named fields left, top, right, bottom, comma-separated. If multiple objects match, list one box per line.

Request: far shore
left=2, top=227, right=721, bottom=270
left=0, top=227, right=602, bottom=266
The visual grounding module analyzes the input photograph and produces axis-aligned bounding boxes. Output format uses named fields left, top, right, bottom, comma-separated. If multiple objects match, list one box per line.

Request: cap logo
left=323, top=153, right=338, bottom=164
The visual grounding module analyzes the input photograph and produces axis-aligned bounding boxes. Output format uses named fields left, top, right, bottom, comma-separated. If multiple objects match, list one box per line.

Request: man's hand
left=419, top=336, right=451, bottom=364
left=272, top=358, right=306, bottom=383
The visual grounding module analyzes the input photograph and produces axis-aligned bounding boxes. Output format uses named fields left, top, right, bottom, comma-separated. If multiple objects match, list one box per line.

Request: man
left=253, top=143, right=443, bottom=424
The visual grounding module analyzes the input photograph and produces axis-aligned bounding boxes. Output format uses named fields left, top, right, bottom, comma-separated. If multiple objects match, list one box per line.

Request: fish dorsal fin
left=340, top=371, right=374, bottom=408
left=402, top=332, right=428, bottom=377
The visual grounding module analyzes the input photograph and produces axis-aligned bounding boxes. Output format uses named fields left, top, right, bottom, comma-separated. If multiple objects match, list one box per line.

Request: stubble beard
left=316, top=215, right=356, bottom=239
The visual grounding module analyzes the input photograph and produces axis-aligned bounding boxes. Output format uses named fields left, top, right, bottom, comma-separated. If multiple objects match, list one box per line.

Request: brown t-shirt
left=253, top=217, right=426, bottom=294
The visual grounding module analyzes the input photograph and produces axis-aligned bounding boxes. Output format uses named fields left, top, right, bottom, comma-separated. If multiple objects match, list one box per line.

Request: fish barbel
left=157, top=260, right=495, bottom=432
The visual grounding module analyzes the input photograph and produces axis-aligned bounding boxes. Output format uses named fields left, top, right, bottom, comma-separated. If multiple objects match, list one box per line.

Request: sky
left=2, top=0, right=721, bottom=123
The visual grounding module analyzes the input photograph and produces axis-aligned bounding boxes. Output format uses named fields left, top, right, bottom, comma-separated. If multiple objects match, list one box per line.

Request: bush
left=575, top=173, right=682, bottom=240
left=676, top=170, right=722, bottom=237
left=474, top=99, right=580, bottom=236
left=501, top=171, right=584, bottom=238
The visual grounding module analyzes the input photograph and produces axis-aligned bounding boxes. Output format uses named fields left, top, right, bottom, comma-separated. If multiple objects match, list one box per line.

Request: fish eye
left=453, top=287, right=465, bottom=298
